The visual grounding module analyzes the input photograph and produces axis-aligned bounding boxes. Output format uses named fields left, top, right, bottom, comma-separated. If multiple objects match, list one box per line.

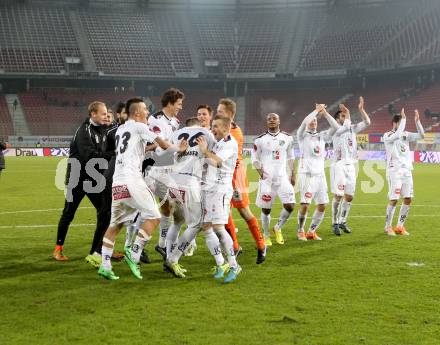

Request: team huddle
left=52, top=88, right=426, bottom=283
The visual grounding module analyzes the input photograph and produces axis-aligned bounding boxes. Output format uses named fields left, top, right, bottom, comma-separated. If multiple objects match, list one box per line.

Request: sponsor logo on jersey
left=272, top=150, right=280, bottom=160
left=305, top=192, right=312, bottom=198
left=261, top=194, right=272, bottom=202
left=313, top=146, right=321, bottom=155
left=348, top=138, right=353, bottom=147
left=112, top=185, right=131, bottom=200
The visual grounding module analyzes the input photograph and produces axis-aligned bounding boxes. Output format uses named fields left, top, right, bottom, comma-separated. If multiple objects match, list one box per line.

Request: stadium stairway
left=69, top=11, right=96, bottom=73
left=5, top=94, right=30, bottom=136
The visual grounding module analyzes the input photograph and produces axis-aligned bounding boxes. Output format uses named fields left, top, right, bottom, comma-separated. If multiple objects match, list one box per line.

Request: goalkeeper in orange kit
left=216, top=98, right=266, bottom=264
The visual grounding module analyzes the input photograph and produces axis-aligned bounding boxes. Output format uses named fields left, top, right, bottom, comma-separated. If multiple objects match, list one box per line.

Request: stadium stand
left=19, top=89, right=135, bottom=135
left=0, top=6, right=80, bottom=73
left=0, top=96, right=14, bottom=138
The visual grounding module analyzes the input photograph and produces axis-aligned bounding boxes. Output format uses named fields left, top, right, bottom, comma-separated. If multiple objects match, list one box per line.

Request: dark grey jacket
left=0, top=141, right=6, bottom=170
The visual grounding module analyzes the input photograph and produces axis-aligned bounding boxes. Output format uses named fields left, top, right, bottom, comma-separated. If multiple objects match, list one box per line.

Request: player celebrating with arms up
left=383, top=108, right=424, bottom=236
left=330, top=97, right=371, bottom=235
left=296, top=104, right=340, bottom=241
left=252, top=113, right=296, bottom=246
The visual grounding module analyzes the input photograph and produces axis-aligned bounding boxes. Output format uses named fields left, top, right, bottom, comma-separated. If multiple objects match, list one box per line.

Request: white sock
left=297, top=211, right=307, bottom=232
left=275, top=208, right=292, bottom=231
left=131, top=232, right=152, bottom=263
left=168, top=225, right=199, bottom=264
left=397, top=204, right=410, bottom=227
left=125, top=224, right=137, bottom=248
left=216, top=226, right=237, bottom=269
left=260, top=213, right=271, bottom=237
left=339, top=201, right=352, bottom=224
left=101, top=245, right=113, bottom=270
left=331, top=198, right=341, bottom=224
left=158, top=215, right=170, bottom=248
left=166, top=220, right=184, bottom=257
left=385, top=204, right=396, bottom=227
left=204, top=228, right=224, bottom=266
left=309, top=210, right=325, bottom=233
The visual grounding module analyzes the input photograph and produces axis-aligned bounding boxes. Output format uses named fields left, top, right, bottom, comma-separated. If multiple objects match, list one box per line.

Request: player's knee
left=389, top=199, right=398, bottom=206
left=261, top=208, right=271, bottom=215
left=283, top=204, right=294, bottom=213
left=238, top=206, right=253, bottom=220
left=299, top=203, right=309, bottom=214
left=317, top=204, right=326, bottom=212
left=345, top=195, right=353, bottom=202
left=404, top=197, right=412, bottom=205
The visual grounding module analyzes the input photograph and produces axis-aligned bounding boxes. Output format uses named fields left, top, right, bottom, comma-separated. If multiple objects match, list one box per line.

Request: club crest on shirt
left=279, top=140, right=285, bottom=146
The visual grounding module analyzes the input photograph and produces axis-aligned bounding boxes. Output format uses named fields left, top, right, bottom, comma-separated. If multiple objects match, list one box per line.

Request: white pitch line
left=1, top=214, right=440, bottom=229
left=0, top=206, right=93, bottom=215
left=1, top=203, right=440, bottom=216
left=0, top=223, right=95, bottom=229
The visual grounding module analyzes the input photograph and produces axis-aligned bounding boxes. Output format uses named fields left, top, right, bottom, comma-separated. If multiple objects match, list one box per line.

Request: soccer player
left=163, top=117, right=214, bottom=259
left=383, top=108, right=424, bottom=236
left=98, top=98, right=186, bottom=280
left=252, top=113, right=295, bottom=246
left=296, top=104, right=340, bottom=241
left=197, top=104, right=213, bottom=129
left=53, top=101, right=115, bottom=261
left=147, top=88, right=183, bottom=258
left=330, top=97, right=371, bottom=235
left=167, top=115, right=242, bottom=283
left=217, top=98, right=266, bottom=264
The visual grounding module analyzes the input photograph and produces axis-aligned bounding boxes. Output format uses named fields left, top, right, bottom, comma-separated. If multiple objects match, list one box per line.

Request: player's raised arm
left=196, top=136, right=223, bottom=167
left=297, top=104, right=322, bottom=139
left=384, top=108, right=406, bottom=143
left=407, top=109, right=425, bottom=141
left=353, top=96, right=371, bottom=133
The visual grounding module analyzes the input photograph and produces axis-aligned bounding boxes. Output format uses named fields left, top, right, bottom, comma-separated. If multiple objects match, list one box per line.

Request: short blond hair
left=88, top=101, right=106, bottom=116
left=213, top=114, right=232, bottom=128
left=218, top=98, right=236, bottom=116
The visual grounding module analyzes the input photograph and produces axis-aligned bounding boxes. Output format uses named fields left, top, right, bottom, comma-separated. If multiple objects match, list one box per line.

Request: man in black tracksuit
left=53, top=101, right=115, bottom=261
left=0, top=140, right=7, bottom=177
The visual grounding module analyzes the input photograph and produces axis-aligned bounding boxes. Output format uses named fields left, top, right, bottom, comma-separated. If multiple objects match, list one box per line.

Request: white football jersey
left=252, top=131, right=294, bottom=179
left=332, top=120, right=369, bottom=164
left=113, top=119, right=157, bottom=182
left=384, top=118, right=424, bottom=172
left=296, top=110, right=340, bottom=175
left=204, top=134, right=238, bottom=190
left=171, top=126, right=216, bottom=180
left=148, top=111, right=180, bottom=168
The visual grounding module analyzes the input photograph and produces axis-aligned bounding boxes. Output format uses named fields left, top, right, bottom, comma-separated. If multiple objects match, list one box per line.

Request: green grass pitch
left=1, top=157, right=440, bottom=345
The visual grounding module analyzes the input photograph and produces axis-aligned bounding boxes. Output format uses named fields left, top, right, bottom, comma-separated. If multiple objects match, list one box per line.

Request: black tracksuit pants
left=56, top=180, right=111, bottom=255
